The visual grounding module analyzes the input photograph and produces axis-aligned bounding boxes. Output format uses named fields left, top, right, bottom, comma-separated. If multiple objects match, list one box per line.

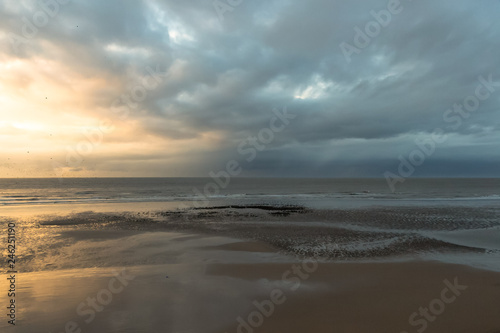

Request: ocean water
left=1, top=177, right=500, bottom=207
left=1, top=177, right=500, bottom=272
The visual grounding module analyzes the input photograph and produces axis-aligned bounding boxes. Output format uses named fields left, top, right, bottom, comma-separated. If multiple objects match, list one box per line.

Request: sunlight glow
left=294, top=74, right=334, bottom=100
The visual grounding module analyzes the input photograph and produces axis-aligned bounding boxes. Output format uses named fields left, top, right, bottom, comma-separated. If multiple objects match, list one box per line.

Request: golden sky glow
left=0, top=53, right=221, bottom=177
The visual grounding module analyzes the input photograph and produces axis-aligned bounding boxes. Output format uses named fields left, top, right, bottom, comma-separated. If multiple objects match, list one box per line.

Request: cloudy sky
left=1, top=0, right=499, bottom=178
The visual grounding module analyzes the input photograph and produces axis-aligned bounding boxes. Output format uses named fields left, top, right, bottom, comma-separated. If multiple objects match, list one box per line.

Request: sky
left=0, top=0, right=499, bottom=178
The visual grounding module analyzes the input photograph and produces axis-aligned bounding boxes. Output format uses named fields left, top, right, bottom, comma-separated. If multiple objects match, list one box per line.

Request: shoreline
left=2, top=193, right=500, bottom=217
left=3, top=203, right=500, bottom=273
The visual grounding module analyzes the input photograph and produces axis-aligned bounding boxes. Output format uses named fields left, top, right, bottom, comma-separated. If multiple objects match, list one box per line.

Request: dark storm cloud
left=1, top=0, right=499, bottom=176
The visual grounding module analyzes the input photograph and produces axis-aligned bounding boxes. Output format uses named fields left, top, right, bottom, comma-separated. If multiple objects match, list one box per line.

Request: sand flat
left=2, top=227, right=500, bottom=333
left=209, top=261, right=500, bottom=333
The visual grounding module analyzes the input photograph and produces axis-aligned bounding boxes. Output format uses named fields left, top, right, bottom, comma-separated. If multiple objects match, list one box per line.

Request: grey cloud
left=2, top=0, right=500, bottom=176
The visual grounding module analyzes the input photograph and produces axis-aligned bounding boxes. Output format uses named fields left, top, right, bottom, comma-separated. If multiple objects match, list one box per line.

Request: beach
left=1, top=178, right=500, bottom=333
left=1, top=229, right=500, bottom=333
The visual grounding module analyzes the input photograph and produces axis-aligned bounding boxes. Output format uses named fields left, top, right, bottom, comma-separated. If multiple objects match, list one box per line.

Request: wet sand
left=209, top=261, right=500, bottom=333
left=2, top=230, right=500, bottom=333
left=31, top=205, right=500, bottom=262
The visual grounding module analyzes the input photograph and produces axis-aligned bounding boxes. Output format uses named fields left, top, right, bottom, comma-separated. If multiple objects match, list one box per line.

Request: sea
left=1, top=177, right=500, bottom=208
